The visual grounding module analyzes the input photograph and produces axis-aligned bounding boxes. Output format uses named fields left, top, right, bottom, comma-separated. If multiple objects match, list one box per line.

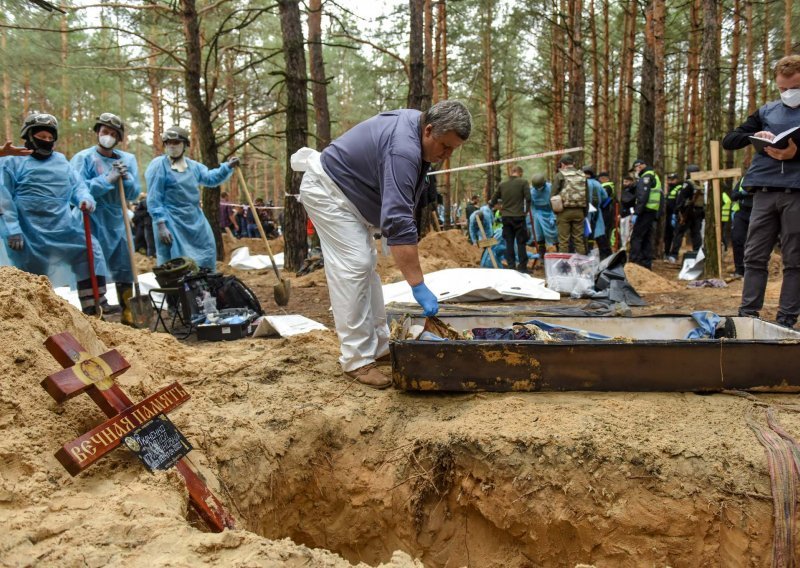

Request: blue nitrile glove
left=411, top=281, right=439, bottom=316
left=671, top=214, right=677, bottom=228
left=227, top=157, right=240, bottom=168
left=7, top=234, right=23, bottom=250
left=631, top=214, right=637, bottom=225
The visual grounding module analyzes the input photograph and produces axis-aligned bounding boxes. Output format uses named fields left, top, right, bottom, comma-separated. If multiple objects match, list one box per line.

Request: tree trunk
left=637, top=1, right=656, bottom=166
left=686, top=0, right=701, bottom=166
left=602, top=0, right=611, bottom=174
left=422, top=0, right=434, bottom=112
left=2, top=30, right=10, bottom=141
left=616, top=0, right=636, bottom=188
left=785, top=0, right=793, bottom=55
left=725, top=0, right=741, bottom=170
left=482, top=0, right=497, bottom=200
left=701, top=0, right=721, bottom=277
left=181, top=0, right=224, bottom=259
left=60, top=15, right=70, bottom=154
left=589, top=0, right=599, bottom=168
left=652, top=0, right=666, bottom=258
left=308, top=0, right=331, bottom=150
left=226, top=50, right=238, bottom=201
left=567, top=0, right=585, bottom=165
left=438, top=1, right=451, bottom=226
left=551, top=1, right=565, bottom=152
left=278, top=0, right=310, bottom=272
left=407, top=0, right=425, bottom=110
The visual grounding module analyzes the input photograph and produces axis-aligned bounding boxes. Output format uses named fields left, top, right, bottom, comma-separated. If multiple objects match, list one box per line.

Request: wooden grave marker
left=41, top=332, right=235, bottom=532
left=689, top=140, right=741, bottom=278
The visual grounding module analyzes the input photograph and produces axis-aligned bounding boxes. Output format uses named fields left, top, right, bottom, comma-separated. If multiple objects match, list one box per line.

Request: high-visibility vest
left=642, top=169, right=662, bottom=212
left=668, top=183, right=682, bottom=200
left=721, top=191, right=732, bottom=222
left=601, top=181, right=615, bottom=197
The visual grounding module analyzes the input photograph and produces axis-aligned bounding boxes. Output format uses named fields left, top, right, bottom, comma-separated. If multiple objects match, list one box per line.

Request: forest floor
left=0, top=230, right=796, bottom=568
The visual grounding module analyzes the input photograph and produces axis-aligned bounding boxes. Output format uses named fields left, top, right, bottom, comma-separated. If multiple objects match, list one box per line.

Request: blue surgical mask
left=780, top=88, right=800, bottom=108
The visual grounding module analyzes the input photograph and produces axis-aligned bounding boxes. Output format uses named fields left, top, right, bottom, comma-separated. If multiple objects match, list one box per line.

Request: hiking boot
left=100, top=301, right=122, bottom=315
left=345, top=363, right=392, bottom=390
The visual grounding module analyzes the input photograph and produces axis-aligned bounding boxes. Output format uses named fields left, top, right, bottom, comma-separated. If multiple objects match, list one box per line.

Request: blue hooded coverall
left=0, top=153, right=105, bottom=287
left=145, top=156, right=233, bottom=270
left=70, top=147, right=141, bottom=283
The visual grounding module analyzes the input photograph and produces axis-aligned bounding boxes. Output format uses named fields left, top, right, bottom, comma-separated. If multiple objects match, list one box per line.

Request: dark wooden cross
left=41, top=332, right=235, bottom=532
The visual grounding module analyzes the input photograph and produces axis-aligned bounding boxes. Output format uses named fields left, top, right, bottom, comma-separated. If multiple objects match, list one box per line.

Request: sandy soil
left=1, top=231, right=798, bottom=567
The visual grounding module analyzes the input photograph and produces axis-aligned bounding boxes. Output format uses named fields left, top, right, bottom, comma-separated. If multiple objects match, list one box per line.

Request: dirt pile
left=624, top=262, right=680, bottom=294
left=0, top=266, right=416, bottom=567
left=135, top=252, right=156, bottom=273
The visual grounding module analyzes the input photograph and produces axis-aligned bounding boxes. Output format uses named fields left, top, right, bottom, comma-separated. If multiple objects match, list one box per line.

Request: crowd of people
left=0, top=113, right=238, bottom=323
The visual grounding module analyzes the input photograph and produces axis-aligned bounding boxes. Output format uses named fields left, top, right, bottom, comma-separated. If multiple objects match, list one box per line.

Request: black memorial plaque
left=122, top=414, right=192, bottom=472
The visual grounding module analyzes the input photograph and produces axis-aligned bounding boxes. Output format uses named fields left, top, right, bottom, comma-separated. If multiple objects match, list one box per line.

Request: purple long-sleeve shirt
left=320, top=109, right=430, bottom=245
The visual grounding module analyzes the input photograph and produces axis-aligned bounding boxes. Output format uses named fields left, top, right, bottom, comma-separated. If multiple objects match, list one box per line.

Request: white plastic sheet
left=382, top=267, right=560, bottom=305
left=678, top=248, right=705, bottom=281
left=53, top=272, right=162, bottom=308
left=252, top=314, right=327, bottom=337
left=228, top=246, right=284, bottom=271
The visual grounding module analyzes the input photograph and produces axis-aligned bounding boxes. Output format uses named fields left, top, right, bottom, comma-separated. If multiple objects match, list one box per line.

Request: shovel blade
left=128, top=295, right=155, bottom=329
left=274, top=279, right=291, bottom=307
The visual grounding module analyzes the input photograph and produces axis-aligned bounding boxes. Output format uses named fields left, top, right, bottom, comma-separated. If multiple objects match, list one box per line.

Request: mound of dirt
left=624, top=262, right=680, bottom=294
left=135, top=252, right=156, bottom=274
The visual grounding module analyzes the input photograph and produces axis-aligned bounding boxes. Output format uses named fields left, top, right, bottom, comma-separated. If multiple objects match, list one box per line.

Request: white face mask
left=165, top=144, right=184, bottom=159
left=781, top=88, right=800, bottom=108
left=98, top=134, right=117, bottom=149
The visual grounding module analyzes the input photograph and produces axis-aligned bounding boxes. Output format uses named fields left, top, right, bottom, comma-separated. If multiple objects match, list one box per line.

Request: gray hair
left=424, top=100, right=472, bottom=140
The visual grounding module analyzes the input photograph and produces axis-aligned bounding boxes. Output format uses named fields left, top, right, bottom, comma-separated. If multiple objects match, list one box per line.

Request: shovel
left=81, top=207, right=102, bottom=318
left=235, top=167, right=290, bottom=306
left=118, top=178, right=155, bottom=328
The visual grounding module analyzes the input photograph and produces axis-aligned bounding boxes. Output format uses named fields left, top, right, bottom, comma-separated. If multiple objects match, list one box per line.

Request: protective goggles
left=97, top=113, right=123, bottom=128
left=163, top=131, right=187, bottom=142
left=26, top=114, right=58, bottom=127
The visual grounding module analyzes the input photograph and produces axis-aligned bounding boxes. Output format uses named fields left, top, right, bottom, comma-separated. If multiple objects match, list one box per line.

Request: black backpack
left=210, top=275, right=263, bottom=316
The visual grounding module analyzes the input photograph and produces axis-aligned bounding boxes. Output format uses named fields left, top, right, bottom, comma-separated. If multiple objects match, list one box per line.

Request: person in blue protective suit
left=583, top=167, right=612, bottom=259
left=527, top=172, right=558, bottom=258
left=70, top=113, right=142, bottom=324
left=468, top=202, right=494, bottom=245
left=1, top=113, right=108, bottom=311
left=145, top=126, right=239, bottom=270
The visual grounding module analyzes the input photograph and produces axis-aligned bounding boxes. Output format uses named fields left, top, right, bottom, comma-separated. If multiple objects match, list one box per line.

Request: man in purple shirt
left=292, top=100, right=472, bottom=389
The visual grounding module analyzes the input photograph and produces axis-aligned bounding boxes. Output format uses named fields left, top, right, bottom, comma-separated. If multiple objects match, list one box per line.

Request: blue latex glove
left=157, top=221, right=173, bottom=245
left=227, top=157, right=240, bottom=168
left=671, top=214, right=677, bottom=228
left=411, top=281, right=439, bottom=316
left=106, top=165, right=122, bottom=185
left=7, top=234, right=23, bottom=250
left=631, top=214, right=637, bottom=225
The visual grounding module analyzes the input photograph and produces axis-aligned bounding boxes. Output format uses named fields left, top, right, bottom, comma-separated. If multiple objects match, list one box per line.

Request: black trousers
left=502, top=216, right=528, bottom=270
left=630, top=209, right=657, bottom=269
left=731, top=206, right=751, bottom=276
left=670, top=207, right=704, bottom=256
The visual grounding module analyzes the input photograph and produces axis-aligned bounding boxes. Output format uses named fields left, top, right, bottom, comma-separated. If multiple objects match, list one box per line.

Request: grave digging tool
left=235, top=167, right=290, bottom=306
left=81, top=207, right=102, bottom=318
left=118, top=179, right=155, bottom=328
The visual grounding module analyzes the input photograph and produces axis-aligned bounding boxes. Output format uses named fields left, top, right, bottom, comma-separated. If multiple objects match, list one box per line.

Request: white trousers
left=292, top=148, right=390, bottom=372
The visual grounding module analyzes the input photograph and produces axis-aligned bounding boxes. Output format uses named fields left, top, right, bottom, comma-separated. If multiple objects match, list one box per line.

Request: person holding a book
left=722, top=54, right=800, bottom=329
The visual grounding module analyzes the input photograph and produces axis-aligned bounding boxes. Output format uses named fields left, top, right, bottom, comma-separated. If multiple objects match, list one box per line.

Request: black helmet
left=686, top=164, right=700, bottom=174
left=20, top=113, right=58, bottom=141
left=631, top=158, right=646, bottom=169
left=93, top=112, right=125, bottom=141
left=162, top=126, right=190, bottom=146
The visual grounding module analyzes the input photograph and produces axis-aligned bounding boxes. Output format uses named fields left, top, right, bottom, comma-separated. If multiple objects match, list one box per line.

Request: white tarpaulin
left=679, top=248, right=705, bottom=281
left=228, top=246, right=284, bottom=270
left=382, top=268, right=560, bottom=305
left=54, top=272, right=163, bottom=308
left=252, top=314, right=327, bottom=337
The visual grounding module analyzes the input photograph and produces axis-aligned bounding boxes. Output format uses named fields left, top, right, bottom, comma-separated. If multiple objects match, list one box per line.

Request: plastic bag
left=544, top=251, right=600, bottom=298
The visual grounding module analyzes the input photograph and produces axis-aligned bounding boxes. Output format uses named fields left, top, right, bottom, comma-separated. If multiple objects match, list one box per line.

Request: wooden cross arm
left=690, top=168, right=742, bottom=182
left=41, top=350, right=130, bottom=404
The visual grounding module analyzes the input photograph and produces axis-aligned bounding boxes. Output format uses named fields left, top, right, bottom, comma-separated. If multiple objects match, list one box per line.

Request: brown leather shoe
left=345, top=363, right=392, bottom=390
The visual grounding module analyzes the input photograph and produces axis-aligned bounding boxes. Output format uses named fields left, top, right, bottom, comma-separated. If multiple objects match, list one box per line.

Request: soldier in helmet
left=145, top=126, right=239, bottom=270
left=70, top=112, right=142, bottom=323
left=0, top=113, right=109, bottom=310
